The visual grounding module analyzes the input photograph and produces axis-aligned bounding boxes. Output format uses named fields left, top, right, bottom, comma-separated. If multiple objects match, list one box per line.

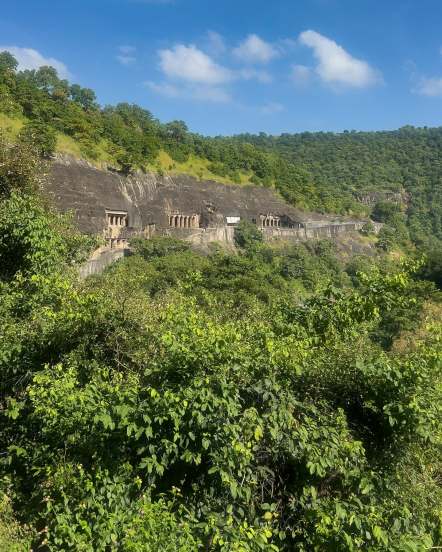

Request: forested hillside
left=1, top=49, right=442, bottom=250
left=0, top=50, right=312, bottom=195
left=232, top=129, right=442, bottom=245
left=0, top=135, right=442, bottom=550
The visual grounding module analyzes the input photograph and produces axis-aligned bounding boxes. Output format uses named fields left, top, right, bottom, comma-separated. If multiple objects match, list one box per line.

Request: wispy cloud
left=116, top=45, right=137, bottom=65
left=239, top=68, right=272, bottom=83
left=0, top=45, right=70, bottom=78
left=206, top=31, right=227, bottom=57
left=159, top=44, right=233, bottom=84
left=117, top=55, right=136, bottom=65
left=119, top=45, right=136, bottom=55
left=291, top=64, right=312, bottom=87
left=191, top=86, right=232, bottom=102
left=233, top=34, right=279, bottom=64
left=408, top=49, right=442, bottom=97
left=414, top=76, right=442, bottom=97
left=298, top=30, right=381, bottom=88
left=145, top=80, right=231, bottom=102
left=145, top=81, right=181, bottom=98
left=260, top=101, right=285, bottom=115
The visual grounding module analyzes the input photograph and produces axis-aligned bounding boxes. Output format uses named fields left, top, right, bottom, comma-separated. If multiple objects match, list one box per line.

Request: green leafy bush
left=0, top=493, right=32, bottom=551
left=131, top=236, right=190, bottom=260
left=18, top=119, right=56, bottom=158
left=1, top=58, right=442, bottom=552
left=233, top=220, right=263, bottom=250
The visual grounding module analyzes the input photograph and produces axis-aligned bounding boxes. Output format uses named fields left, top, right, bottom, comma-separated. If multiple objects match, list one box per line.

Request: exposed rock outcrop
left=47, top=155, right=365, bottom=241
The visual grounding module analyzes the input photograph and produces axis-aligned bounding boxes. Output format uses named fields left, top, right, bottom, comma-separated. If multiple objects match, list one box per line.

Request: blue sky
left=1, top=0, right=442, bottom=135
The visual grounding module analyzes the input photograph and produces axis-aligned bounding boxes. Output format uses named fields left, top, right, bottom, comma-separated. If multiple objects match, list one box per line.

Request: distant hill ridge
left=0, top=50, right=440, bottom=244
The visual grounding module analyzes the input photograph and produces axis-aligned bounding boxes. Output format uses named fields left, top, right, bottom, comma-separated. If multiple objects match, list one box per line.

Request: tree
left=52, top=79, right=70, bottom=102
left=376, top=225, right=397, bottom=251
left=371, top=200, right=402, bottom=223
left=164, top=120, right=188, bottom=143
left=0, top=134, right=44, bottom=198
left=19, top=120, right=57, bottom=158
left=360, top=221, right=375, bottom=235
left=70, top=84, right=97, bottom=110
left=0, top=52, right=19, bottom=108
left=33, top=65, right=61, bottom=93
left=0, top=51, right=18, bottom=76
left=419, top=246, right=442, bottom=289
left=234, top=219, right=263, bottom=250
left=130, top=236, right=190, bottom=260
left=117, top=151, right=138, bottom=175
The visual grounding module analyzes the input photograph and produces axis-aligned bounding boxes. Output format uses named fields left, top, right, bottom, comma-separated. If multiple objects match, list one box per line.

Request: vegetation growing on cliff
left=2, top=49, right=442, bottom=252
left=0, top=143, right=441, bottom=551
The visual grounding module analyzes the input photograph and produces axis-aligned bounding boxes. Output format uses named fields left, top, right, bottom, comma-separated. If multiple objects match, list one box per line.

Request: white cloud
left=206, top=31, right=226, bottom=56
left=145, top=80, right=231, bottom=103
left=117, top=45, right=136, bottom=65
left=117, top=55, right=136, bottom=65
left=145, top=80, right=181, bottom=98
left=239, top=68, right=272, bottom=83
left=153, top=39, right=275, bottom=104
left=159, top=44, right=232, bottom=84
left=291, top=64, right=312, bottom=87
left=0, top=46, right=70, bottom=78
left=233, top=34, right=279, bottom=64
left=414, top=76, right=442, bottom=97
left=298, top=30, right=381, bottom=88
left=119, top=45, right=136, bottom=55
left=260, top=101, right=284, bottom=114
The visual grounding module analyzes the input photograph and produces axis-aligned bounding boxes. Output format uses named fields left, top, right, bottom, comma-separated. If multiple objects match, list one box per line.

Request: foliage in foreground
left=0, top=146, right=441, bottom=551
left=0, top=493, right=32, bottom=551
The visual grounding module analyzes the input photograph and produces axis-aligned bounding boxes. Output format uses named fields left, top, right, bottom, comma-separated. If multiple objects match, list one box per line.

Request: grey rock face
left=47, top=157, right=334, bottom=235
left=47, top=156, right=375, bottom=260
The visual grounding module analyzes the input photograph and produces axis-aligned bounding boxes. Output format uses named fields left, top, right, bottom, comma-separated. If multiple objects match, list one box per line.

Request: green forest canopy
left=0, top=50, right=442, bottom=247
left=0, top=138, right=441, bottom=550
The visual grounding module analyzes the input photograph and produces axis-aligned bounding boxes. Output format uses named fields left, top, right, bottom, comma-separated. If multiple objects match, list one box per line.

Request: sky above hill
left=1, top=0, right=442, bottom=135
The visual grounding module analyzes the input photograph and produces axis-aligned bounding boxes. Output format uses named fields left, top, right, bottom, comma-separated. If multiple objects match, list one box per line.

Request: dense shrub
left=131, top=236, right=191, bottom=259
left=0, top=54, right=441, bottom=552
left=233, top=220, right=263, bottom=250
left=18, top=120, right=56, bottom=158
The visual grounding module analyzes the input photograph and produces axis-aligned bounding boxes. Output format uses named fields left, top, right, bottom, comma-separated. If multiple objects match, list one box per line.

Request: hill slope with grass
left=0, top=49, right=441, bottom=255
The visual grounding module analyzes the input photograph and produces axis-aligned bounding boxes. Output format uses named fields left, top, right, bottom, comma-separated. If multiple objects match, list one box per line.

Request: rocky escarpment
left=46, top=155, right=364, bottom=237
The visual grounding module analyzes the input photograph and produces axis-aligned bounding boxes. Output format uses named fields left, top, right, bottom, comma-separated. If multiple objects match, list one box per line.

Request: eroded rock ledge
left=47, top=155, right=374, bottom=248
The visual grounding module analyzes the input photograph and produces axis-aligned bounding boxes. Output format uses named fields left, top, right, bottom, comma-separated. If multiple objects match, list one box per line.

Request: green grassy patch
left=0, top=112, right=26, bottom=140
left=0, top=111, right=253, bottom=186
left=55, top=132, right=84, bottom=158
left=149, top=150, right=253, bottom=185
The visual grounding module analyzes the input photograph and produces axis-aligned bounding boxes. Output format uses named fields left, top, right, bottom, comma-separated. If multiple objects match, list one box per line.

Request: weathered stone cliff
left=47, top=155, right=337, bottom=236
left=46, top=156, right=378, bottom=276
